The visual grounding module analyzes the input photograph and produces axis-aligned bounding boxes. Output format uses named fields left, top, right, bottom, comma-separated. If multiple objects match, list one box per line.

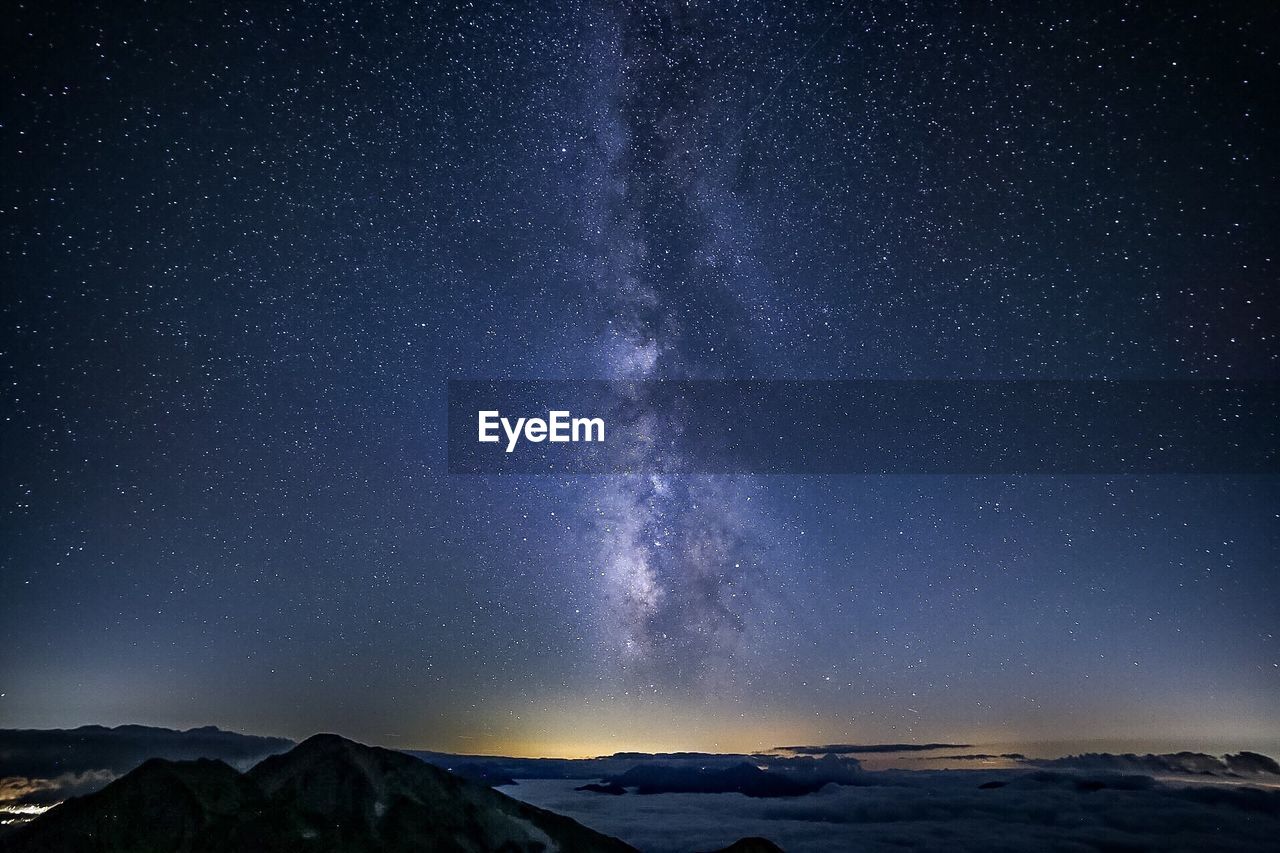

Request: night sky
left=2, top=1, right=1277, bottom=758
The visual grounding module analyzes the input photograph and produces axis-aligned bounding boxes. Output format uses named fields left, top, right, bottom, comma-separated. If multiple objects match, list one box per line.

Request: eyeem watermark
left=450, top=380, right=1279, bottom=473
left=478, top=410, right=606, bottom=452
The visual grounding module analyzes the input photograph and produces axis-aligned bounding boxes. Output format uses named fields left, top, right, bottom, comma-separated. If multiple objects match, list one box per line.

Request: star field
left=1, top=1, right=1277, bottom=756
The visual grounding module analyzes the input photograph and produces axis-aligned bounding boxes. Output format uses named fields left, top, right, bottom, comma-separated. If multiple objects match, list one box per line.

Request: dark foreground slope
left=4, top=733, right=635, bottom=853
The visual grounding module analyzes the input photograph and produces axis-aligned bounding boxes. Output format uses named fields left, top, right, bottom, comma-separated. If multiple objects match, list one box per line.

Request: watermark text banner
left=447, top=380, right=1278, bottom=474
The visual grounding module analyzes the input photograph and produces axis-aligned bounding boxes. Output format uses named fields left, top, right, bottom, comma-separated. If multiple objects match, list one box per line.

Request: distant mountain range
left=4, top=733, right=638, bottom=852
left=582, top=761, right=849, bottom=797
left=406, top=748, right=866, bottom=790
left=0, top=724, right=294, bottom=777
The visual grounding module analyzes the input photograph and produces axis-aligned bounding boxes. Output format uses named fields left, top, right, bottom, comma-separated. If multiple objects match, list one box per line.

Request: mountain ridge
left=0, top=724, right=294, bottom=778
left=5, top=733, right=636, bottom=852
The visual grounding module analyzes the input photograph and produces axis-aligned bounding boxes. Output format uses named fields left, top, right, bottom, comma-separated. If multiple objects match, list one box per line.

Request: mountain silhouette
left=704, top=840, right=786, bottom=853
left=600, top=762, right=828, bottom=797
left=5, top=733, right=635, bottom=852
left=0, top=724, right=293, bottom=778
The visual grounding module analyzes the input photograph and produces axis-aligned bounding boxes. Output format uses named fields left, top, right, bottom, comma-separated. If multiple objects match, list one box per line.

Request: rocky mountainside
left=4, top=733, right=635, bottom=852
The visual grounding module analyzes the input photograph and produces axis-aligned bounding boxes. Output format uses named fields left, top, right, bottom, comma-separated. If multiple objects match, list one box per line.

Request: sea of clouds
left=501, top=770, right=1280, bottom=853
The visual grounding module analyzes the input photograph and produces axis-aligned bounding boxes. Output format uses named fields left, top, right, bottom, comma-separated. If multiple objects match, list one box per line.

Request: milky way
left=579, top=3, right=775, bottom=683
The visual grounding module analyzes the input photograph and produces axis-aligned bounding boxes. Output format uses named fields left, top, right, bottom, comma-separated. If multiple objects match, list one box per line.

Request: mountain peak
left=707, top=839, right=787, bottom=853
left=294, top=731, right=352, bottom=748
left=9, top=733, right=634, bottom=852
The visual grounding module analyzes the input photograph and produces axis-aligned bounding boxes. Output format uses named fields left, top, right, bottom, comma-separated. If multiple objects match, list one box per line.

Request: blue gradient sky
left=1, top=1, right=1276, bottom=757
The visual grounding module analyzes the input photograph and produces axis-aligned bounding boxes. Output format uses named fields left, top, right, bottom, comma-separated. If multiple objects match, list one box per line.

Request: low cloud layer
left=503, top=770, right=1280, bottom=853
left=0, top=771, right=117, bottom=808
